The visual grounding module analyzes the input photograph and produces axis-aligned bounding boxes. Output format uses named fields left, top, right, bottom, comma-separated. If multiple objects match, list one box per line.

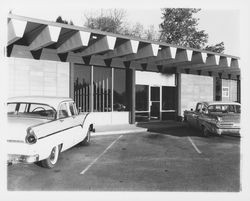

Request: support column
left=125, top=65, right=135, bottom=124
left=69, top=62, right=74, bottom=99
left=213, top=76, right=216, bottom=101
left=175, top=72, right=182, bottom=121
left=90, top=65, right=94, bottom=112
left=111, top=68, right=114, bottom=112
left=237, top=75, right=241, bottom=103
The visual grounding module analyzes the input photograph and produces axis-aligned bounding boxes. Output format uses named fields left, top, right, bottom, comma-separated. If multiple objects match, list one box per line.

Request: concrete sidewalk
left=93, top=124, right=148, bottom=136
left=93, top=120, right=186, bottom=136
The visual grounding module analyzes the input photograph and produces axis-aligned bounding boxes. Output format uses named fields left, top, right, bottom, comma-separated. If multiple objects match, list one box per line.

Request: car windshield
left=7, top=103, right=56, bottom=120
left=207, top=104, right=240, bottom=114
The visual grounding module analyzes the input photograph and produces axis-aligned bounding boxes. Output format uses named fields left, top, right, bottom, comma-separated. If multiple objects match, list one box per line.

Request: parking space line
left=80, top=135, right=123, bottom=175
left=187, top=136, right=202, bottom=154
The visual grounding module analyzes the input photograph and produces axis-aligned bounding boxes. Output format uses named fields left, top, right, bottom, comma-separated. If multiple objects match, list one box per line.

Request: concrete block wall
left=8, top=57, right=69, bottom=98
left=179, top=74, right=213, bottom=117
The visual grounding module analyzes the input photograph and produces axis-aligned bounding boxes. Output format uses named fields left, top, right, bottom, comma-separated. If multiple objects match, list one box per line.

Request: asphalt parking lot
left=7, top=124, right=240, bottom=191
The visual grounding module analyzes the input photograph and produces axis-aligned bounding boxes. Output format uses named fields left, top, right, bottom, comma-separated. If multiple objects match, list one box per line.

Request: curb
left=93, top=128, right=148, bottom=136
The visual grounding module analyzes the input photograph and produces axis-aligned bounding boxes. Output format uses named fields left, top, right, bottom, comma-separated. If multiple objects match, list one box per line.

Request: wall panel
left=179, top=74, right=214, bottom=117
left=8, top=57, right=69, bottom=98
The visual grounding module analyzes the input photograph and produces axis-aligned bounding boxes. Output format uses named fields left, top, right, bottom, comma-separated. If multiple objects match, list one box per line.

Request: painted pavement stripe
left=188, top=136, right=202, bottom=154
left=80, top=135, right=123, bottom=175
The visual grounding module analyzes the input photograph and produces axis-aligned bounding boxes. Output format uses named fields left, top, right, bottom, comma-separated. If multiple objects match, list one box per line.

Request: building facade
left=7, top=14, right=241, bottom=125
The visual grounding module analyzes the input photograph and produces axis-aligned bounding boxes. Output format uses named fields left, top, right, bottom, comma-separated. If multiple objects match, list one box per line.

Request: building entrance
left=150, top=86, right=160, bottom=120
left=135, top=84, right=176, bottom=122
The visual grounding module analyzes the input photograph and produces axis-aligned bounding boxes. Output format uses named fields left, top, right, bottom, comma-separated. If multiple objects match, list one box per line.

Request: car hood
left=7, top=117, right=49, bottom=142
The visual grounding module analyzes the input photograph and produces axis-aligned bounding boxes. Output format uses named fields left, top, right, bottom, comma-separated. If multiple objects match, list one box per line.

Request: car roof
left=7, top=96, right=73, bottom=109
left=201, top=101, right=241, bottom=106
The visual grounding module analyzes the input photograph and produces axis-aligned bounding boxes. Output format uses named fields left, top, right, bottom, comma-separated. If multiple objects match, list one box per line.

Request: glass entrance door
left=150, top=86, right=160, bottom=120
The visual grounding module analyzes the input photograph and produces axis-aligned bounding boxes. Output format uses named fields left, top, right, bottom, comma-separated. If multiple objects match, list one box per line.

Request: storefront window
left=136, top=85, right=149, bottom=111
left=162, top=86, right=176, bottom=120
left=113, top=68, right=127, bottom=111
left=74, top=64, right=91, bottom=112
left=93, top=66, right=112, bottom=112
left=162, top=86, right=176, bottom=110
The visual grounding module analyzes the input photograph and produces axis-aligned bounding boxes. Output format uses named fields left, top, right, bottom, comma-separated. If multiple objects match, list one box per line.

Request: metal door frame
left=149, top=85, right=161, bottom=121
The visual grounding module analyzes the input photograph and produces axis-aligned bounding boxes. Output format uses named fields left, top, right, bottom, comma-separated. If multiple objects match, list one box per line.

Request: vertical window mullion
left=99, top=80, right=101, bottom=111
left=102, top=79, right=105, bottom=112
left=111, top=68, right=114, bottom=112
left=106, top=77, right=109, bottom=112
left=90, top=65, right=93, bottom=112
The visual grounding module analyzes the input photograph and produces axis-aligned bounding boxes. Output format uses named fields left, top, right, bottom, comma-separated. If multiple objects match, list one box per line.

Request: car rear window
left=7, top=103, right=56, bottom=120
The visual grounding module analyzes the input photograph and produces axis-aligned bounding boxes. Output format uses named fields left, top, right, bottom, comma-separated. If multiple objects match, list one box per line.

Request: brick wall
left=8, top=57, right=70, bottom=98
left=179, top=74, right=214, bottom=117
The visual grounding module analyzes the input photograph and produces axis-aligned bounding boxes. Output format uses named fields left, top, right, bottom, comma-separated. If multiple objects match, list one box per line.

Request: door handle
left=59, top=119, right=64, bottom=122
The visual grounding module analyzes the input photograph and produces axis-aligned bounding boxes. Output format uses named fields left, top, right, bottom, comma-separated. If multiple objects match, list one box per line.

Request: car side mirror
left=191, top=108, right=193, bottom=111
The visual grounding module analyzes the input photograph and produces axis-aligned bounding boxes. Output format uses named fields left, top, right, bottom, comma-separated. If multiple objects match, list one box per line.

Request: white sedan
left=7, top=96, right=94, bottom=168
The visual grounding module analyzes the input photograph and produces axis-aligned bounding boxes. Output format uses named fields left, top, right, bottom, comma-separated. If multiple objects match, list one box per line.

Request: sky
left=2, top=0, right=246, bottom=57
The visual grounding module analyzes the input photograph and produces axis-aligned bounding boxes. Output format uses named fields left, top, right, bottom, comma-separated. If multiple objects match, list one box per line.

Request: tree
left=56, top=16, right=74, bottom=25
left=159, top=8, right=208, bottom=49
left=204, top=42, right=225, bottom=53
left=144, top=25, right=159, bottom=41
left=123, top=23, right=144, bottom=38
left=83, top=9, right=159, bottom=41
left=83, top=8, right=224, bottom=53
left=159, top=8, right=224, bottom=53
left=84, top=9, right=125, bottom=33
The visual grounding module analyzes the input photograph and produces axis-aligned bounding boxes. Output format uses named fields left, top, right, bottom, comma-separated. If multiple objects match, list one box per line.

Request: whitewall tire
left=40, top=145, right=60, bottom=168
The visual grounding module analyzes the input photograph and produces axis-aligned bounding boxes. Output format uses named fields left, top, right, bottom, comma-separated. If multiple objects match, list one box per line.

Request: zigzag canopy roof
left=7, top=14, right=240, bottom=79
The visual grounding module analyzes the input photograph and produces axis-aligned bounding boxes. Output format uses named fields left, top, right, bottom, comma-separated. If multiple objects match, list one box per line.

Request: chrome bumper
left=8, top=154, right=39, bottom=165
left=215, top=128, right=240, bottom=135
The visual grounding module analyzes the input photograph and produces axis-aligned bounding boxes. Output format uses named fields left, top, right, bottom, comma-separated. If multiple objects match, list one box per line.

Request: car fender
left=79, top=112, right=94, bottom=133
left=198, top=117, right=215, bottom=133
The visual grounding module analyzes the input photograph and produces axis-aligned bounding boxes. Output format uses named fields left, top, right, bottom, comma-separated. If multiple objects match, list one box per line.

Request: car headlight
left=25, top=128, right=37, bottom=144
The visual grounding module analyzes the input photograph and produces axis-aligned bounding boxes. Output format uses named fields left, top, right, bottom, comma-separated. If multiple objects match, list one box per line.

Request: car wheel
left=202, top=126, right=210, bottom=137
left=81, top=126, right=91, bottom=146
left=40, top=145, right=60, bottom=168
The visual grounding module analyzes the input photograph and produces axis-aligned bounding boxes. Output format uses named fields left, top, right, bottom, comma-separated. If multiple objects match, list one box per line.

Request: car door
left=67, top=101, right=85, bottom=145
left=57, top=102, right=75, bottom=150
left=189, top=103, right=202, bottom=128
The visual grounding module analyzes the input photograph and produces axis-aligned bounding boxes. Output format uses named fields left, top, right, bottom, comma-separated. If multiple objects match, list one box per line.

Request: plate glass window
left=74, top=64, right=91, bottom=112
left=113, top=68, right=127, bottom=111
left=93, top=66, right=112, bottom=112
left=135, top=85, right=149, bottom=122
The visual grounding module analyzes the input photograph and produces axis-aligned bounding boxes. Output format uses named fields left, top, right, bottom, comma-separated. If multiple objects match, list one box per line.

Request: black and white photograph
left=1, top=0, right=250, bottom=200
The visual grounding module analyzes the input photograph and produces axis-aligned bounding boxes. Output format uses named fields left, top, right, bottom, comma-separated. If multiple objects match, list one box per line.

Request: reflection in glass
left=113, top=68, right=127, bottom=111
left=150, top=86, right=160, bottom=120
left=150, top=102, right=160, bottom=120
left=162, top=86, right=176, bottom=110
left=135, top=112, right=149, bottom=122
left=93, top=66, right=111, bottom=112
left=162, top=86, right=176, bottom=120
left=74, top=64, right=91, bottom=112
left=136, top=85, right=149, bottom=111
left=151, top=87, right=160, bottom=101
